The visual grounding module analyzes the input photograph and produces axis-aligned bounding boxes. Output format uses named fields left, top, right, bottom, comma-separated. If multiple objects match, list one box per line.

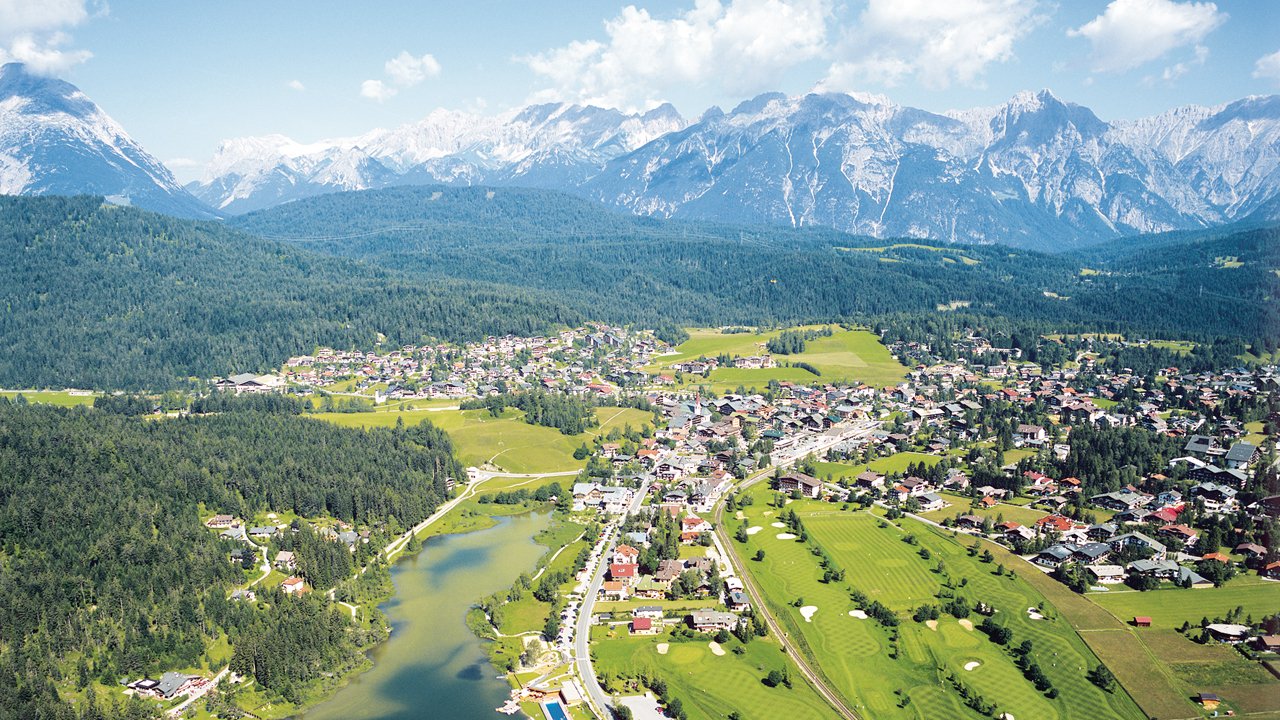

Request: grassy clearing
left=921, top=493, right=1049, bottom=527
left=812, top=452, right=944, bottom=483
left=591, top=627, right=834, bottom=720
left=0, top=389, right=98, bottom=407
left=1244, top=421, right=1267, bottom=446
left=652, top=327, right=908, bottom=391
left=1088, top=578, right=1280, bottom=628
left=733, top=488, right=1143, bottom=720
left=312, top=406, right=651, bottom=472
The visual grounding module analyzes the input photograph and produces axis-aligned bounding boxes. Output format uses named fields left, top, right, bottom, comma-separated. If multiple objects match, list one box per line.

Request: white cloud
left=287, top=79, right=305, bottom=92
left=1068, top=0, right=1225, bottom=74
left=360, top=79, right=396, bottom=102
left=360, top=50, right=442, bottom=102
left=522, top=0, right=831, bottom=110
left=384, top=51, right=440, bottom=87
left=163, top=157, right=199, bottom=169
left=1254, top=49, right=1280, bottom=87
left=820, top=0, right=1044, bottom=92
left=0, top=0, right=97, bottom=75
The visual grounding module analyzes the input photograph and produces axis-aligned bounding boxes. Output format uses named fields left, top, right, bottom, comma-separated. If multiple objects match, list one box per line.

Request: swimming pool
left=541, top=700, right=569, bottom=720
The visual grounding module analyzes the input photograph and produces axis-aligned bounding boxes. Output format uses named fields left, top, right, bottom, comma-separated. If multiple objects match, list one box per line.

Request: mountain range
left=1, top=61, right=1278, bottom=249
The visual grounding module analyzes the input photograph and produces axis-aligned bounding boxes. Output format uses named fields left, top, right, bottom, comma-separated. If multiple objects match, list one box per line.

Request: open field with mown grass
left=921, top=493, right=1049, bottom=527
left=649, top=327, right=908, bottom=391
left=731, top=487, right=1143, bottom=720
left=591, top=626, right=834, bottom=720
left=0, top=389, right=98, bottom=406
left=1088, top=576, right=1280, bottom=629
left=313, top=405, right=651, bottom=472
left=812, top=452, right=944, bottom=482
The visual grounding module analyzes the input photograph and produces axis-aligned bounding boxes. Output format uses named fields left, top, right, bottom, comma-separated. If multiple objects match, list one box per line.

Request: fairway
left=652, top=327, right=908, bottom=391
left=591, top=628, right=834, bottom=720
left=313, top=406, right=651, bottom=473
left=732, top=488, right=1144, bottom=720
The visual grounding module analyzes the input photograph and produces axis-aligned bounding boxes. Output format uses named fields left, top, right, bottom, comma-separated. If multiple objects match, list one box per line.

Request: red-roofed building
left=1035, top=514, right=1074, bottom=534
left=609, top=563, right=638, bottom=584
left=630, top=617, right=657, bottom=635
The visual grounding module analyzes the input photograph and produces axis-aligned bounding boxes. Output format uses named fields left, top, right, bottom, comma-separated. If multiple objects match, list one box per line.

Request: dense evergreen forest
left=0, top=401, right=460, bottom=718
left=2, top=190, right=1274, bottom=390
left=0, top=196, right=580, bottom=390
left=235, top=186, right=1278, bottom=346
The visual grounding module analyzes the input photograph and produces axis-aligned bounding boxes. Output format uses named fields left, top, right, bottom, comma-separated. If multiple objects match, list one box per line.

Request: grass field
left=590, top=627, right=835, bottom=720
left=0, top=389, right=98, bottom=406
left=1244, top=421, right=1268, bottom=446
left=921, top=493, right=1049, bottom=527
left=1088, top=577, right=1280, bottom=629
left=813, top=452, right=944, bottom=483
left=651, top=327, right=908, bottom=392
left=731, top=488, right=1145, bottom=720
left=312, top=406, right=651, bottom=472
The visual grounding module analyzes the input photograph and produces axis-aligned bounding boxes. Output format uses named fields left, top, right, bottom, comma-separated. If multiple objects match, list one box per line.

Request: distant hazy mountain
left=192, top=102, right=686, bottom=215
left=0, top=63, right=215, bottom=219
left=196, top=88, right=1280, bottom=249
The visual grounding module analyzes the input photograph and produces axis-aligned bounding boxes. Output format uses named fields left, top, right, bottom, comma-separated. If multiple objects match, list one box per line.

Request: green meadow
left=651, top=327, right=908, bottom=392
left=812, top=452, right=944, bottom=483
left=0, top=389, right=98, bottom=407
left=313, top=406, right=651, bottom=473
left=731, top=490, right=1144, bottom=720
left=1088, top=576, right=1280, bottom=629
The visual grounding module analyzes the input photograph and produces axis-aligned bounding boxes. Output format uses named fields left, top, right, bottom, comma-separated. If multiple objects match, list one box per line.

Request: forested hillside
left=0, top=195, right=580, bottom=389
left=235, top=186, right=1278, bottom=347
left=0, top=401, right=461, bottom=718
left=2, top=191, right=1274, bottom=391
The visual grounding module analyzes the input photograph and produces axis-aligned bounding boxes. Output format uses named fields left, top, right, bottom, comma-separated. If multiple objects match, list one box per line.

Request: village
left=174, top=324, right=1280, bottom=719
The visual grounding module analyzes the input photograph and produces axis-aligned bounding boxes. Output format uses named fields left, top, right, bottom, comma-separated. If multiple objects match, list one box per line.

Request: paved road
left=574, top=484, right=649, bottom=718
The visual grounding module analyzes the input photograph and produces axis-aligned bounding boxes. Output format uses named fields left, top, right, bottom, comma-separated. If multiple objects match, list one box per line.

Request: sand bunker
left=776, top=533, right=797, bottom=540
left=771, top=522, right=786, bottom=528
left=708, top=641, right=725, bottom=656
left=848, top=610, right=868, bottom=619
left=746, top=526, right=763, bottom=535
left=800, top=606, right=818, bottom=622
left=735, top=511, right=745, bottom=520
left=925, top=620, right=938, bottom=630
left=656, top=643, right=669, bottom=655
left=763, top=511, right=775, bottom=517
left=1026, top=607, right=1045, bottom=620
left=964, top=661, right=981, bottom=671
left=958, top=619, right=975, bottom=631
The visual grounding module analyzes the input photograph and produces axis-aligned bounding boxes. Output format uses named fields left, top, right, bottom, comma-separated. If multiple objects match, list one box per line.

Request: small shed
left=1133, top=616, right=1152, bottom=627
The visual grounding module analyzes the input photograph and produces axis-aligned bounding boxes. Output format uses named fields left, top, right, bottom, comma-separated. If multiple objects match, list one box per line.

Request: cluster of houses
left=246, top=325, right=669, bottom=400
left=206, top=513, right=376, bottom=600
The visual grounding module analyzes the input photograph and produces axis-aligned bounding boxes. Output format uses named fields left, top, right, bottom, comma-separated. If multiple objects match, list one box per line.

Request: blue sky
left=3, top=0, right=1278, bottom=182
